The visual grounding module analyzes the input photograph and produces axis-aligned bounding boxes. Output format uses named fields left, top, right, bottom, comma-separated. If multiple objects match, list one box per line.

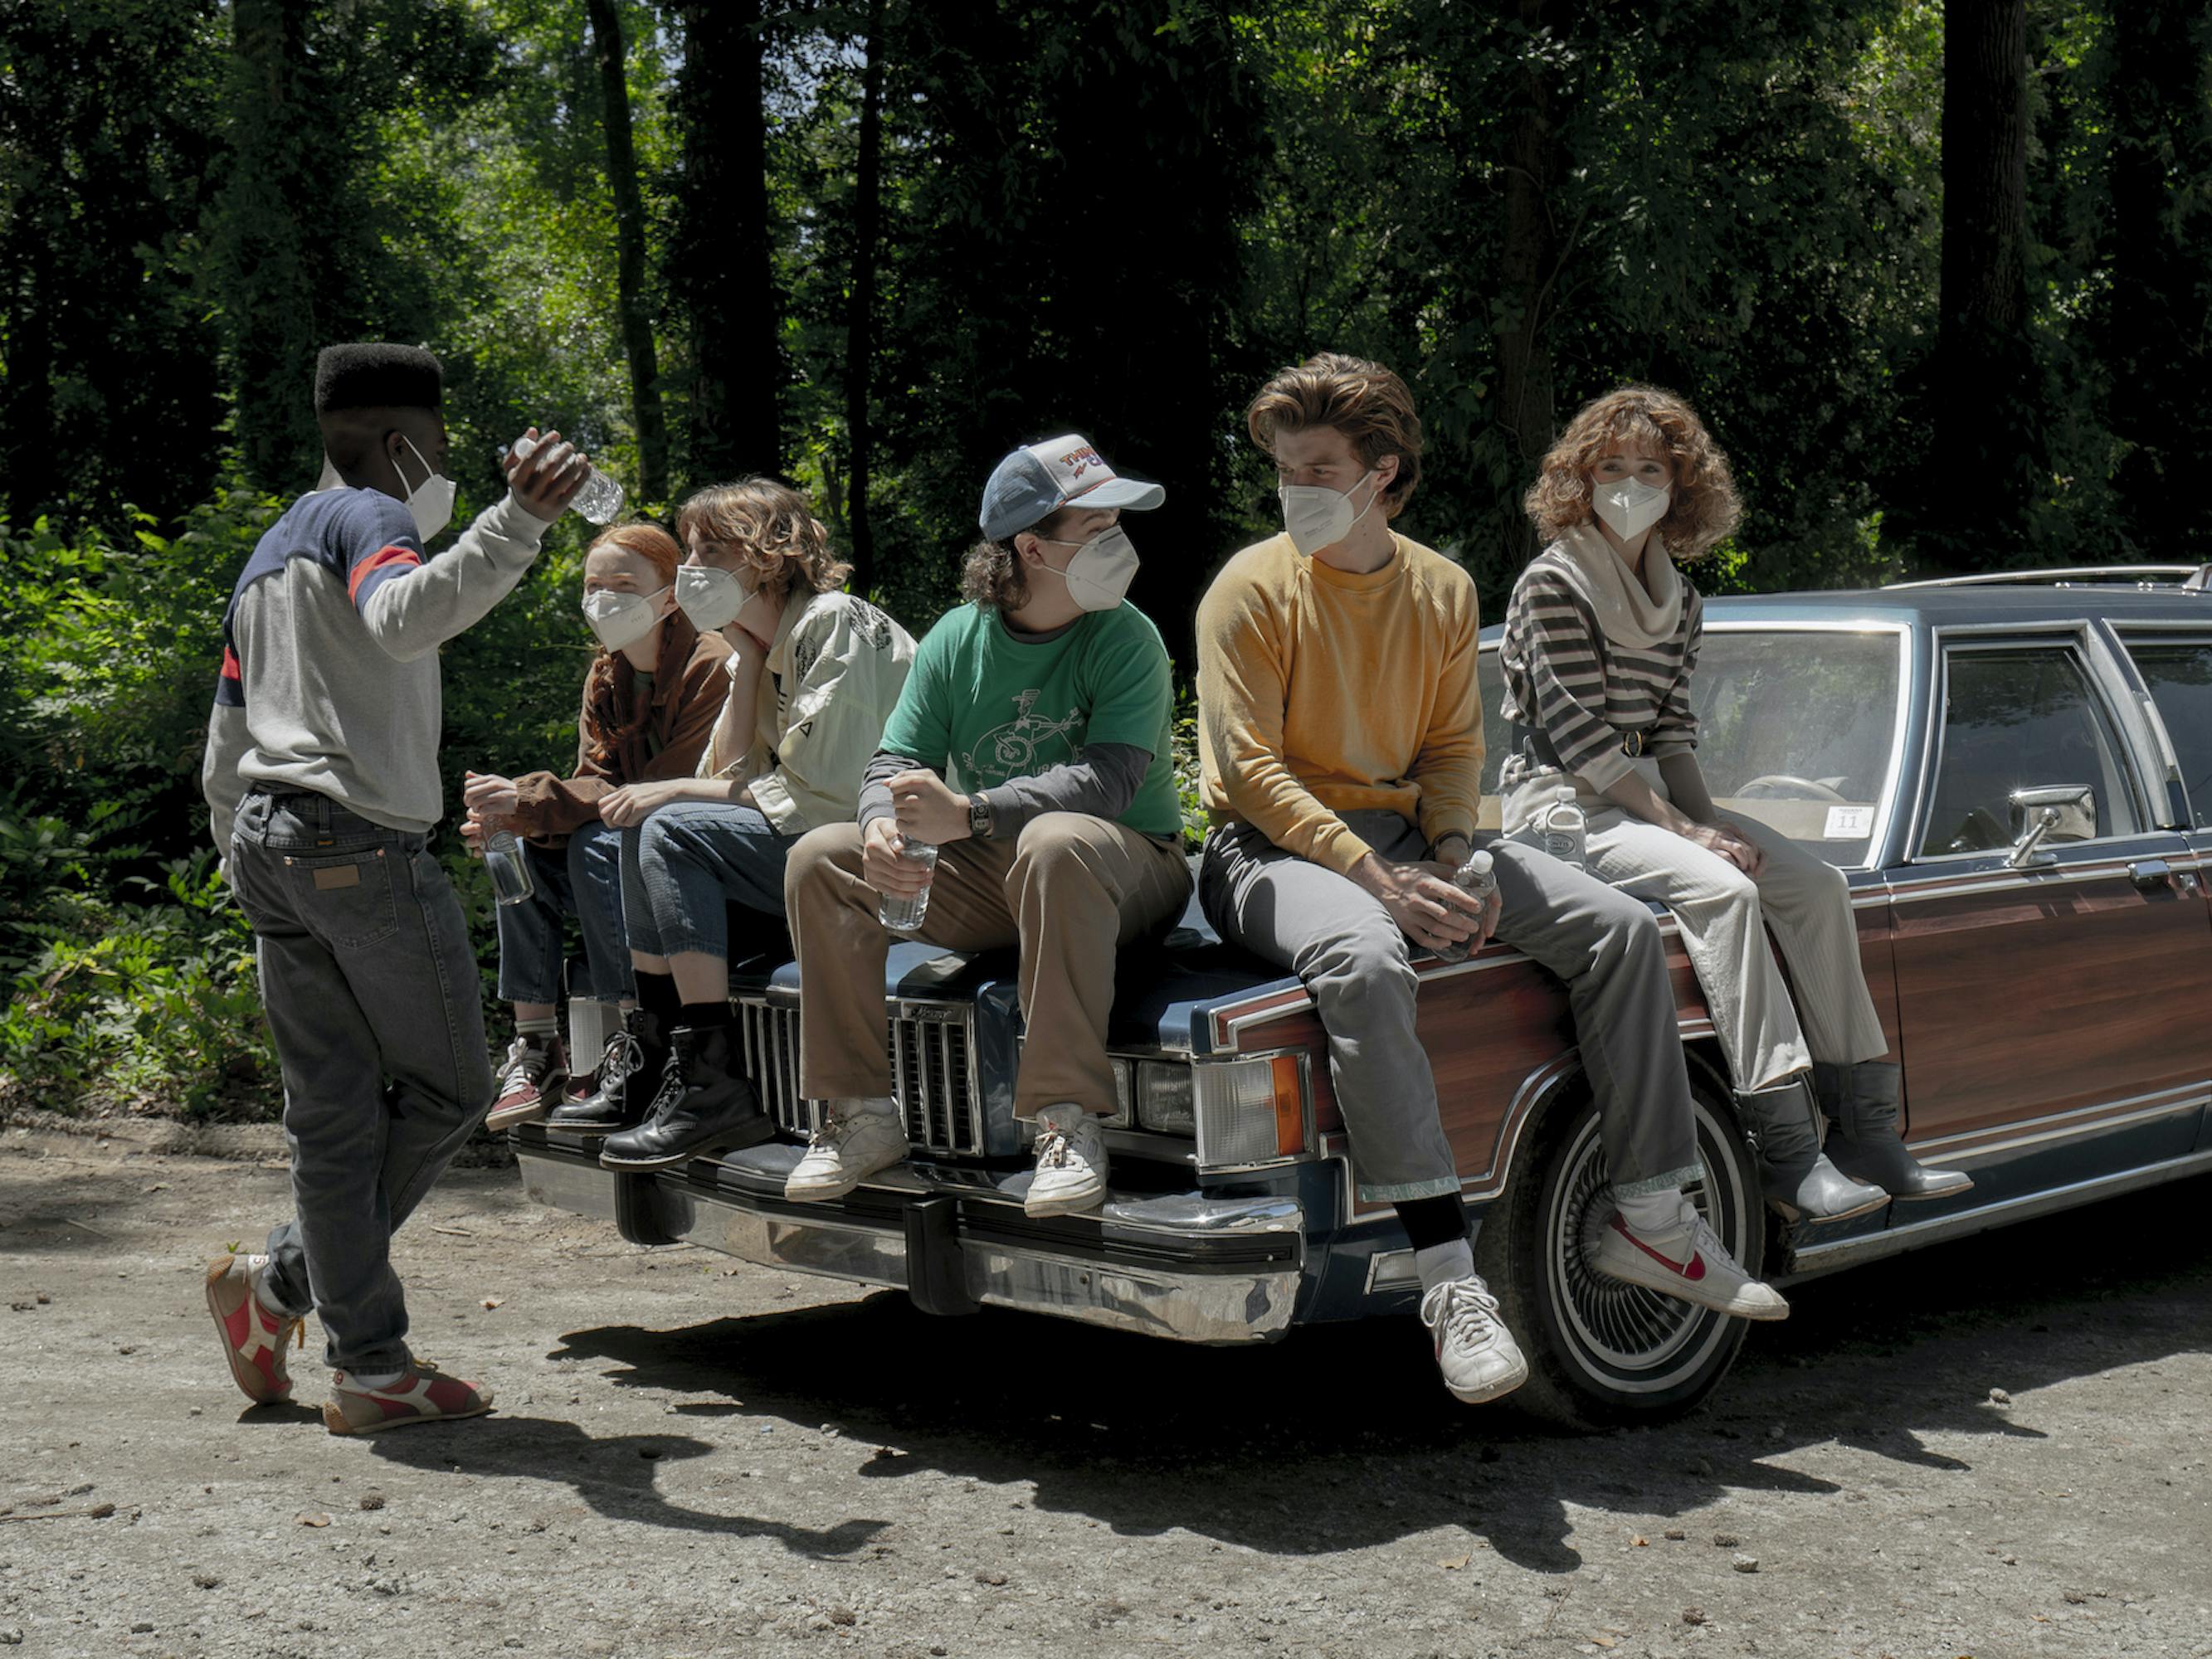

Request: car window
left=1691, top=630, right=1903, bottom=868
left=1921, top=647, right=2141, bottom=857
left=1479, top=628, right=1903, bottom=868
left=2122, top=640, right=2212, bottom=829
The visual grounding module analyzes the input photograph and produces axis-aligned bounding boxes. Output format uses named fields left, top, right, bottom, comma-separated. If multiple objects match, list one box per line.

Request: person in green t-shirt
left=781, top=434, right=1192, bottom=1217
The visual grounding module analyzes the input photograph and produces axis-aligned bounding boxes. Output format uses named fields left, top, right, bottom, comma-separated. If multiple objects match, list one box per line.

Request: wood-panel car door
left=2112, top=629, right=2212, bottom=1151
left=1885, top=635, right=2212, bottom=1186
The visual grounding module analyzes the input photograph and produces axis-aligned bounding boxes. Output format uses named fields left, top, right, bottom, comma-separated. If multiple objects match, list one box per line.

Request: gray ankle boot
left=1737, top=1077, right=1888, bottom=1223
left=1815, top=1060, right=1973, bottom=1201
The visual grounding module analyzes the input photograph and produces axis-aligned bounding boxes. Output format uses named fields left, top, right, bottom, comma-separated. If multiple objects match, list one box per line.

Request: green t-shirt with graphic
left=879, top=601, right=1181, bottom=839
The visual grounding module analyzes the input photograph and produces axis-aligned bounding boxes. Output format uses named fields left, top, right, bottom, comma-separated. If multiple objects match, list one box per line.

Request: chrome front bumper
left=514, top=1131, right=1308, bottom=1345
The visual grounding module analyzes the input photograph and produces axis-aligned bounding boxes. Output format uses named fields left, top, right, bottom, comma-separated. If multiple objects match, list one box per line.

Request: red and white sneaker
left=203, top=1253, right=305, bottom=1405
left=1592, top=1200, right=1790, bottom=1321
left=485, top=1034, right=568, bottom=1131
left=323, top=1363, right=495, bottom=1436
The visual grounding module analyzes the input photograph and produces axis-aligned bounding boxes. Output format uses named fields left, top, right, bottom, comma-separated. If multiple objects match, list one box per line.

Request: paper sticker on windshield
left=1823, top=805, right=1873, bottom=839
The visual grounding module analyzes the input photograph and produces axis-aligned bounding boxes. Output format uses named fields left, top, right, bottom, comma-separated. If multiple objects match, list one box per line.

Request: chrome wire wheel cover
left=1542, top=1096, right=1752, bottom=1395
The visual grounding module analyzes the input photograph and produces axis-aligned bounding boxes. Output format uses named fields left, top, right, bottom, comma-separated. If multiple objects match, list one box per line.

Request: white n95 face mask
left=1279, top=469, right=1378, bottom=557
left=1592, top=476, right=1671, bottom=541
left=1035, top=525, right=1140, bottom=611
left=396, top=435, right=456, bottom=543
left=675, top=563, right=755, bottom=632
left=582, top=586, right=666, bottom=651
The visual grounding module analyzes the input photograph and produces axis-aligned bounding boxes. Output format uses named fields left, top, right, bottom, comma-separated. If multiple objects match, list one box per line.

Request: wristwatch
left=967, top=792, right=994, bottom=839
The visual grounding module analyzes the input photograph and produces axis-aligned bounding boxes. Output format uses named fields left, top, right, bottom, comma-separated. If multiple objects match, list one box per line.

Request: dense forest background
left=2, top=0, right=2208, bottom=1115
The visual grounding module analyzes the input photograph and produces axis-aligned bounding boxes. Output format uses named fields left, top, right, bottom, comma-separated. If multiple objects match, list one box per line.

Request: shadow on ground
left=542, top=1175, right=2212, bottom=1574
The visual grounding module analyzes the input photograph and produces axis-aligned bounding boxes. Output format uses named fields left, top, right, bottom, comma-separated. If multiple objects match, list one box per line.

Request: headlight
left=1135, top=1060, right=1196, bottom=1134
left=1193, top=1054, right=1308, bottom=1168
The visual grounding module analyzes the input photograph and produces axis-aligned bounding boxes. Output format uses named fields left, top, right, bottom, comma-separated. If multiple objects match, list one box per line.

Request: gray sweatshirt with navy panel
left=202, top=486, right=550, bottom=852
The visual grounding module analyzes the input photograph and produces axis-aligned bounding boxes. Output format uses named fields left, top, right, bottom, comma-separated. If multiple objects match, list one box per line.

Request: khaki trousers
left=784, top=815, right=1191, bottom=1117
left=1507, top=766, right=1890, bottom=1091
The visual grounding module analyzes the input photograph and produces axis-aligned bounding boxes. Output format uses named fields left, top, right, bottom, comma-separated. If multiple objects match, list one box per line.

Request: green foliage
left=4, top=0, right=2210, bottom=1116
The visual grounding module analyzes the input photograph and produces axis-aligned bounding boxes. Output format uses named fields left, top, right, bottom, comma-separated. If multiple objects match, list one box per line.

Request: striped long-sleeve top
left=1497, top=544, right=1703, bottom=794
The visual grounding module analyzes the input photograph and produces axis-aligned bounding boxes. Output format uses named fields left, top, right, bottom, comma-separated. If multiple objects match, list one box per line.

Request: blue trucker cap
left=978, top=434, right=1166, bottom=541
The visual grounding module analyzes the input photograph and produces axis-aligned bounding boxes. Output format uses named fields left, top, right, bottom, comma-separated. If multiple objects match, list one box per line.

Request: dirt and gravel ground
left=2, top=1121, right=2208, bottom=1659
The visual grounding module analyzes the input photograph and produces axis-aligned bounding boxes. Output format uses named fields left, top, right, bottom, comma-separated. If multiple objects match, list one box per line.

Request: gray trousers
left=229, top=791, right=494, bottom=1374
left=1199, top=810, right=1703, bottom=1203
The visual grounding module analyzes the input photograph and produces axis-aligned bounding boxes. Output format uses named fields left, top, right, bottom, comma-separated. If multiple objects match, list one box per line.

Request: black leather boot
left=1816, top=1060, right=1972, bottom=1201
left=546, top=1008, right=665, bottom=1135
left=598, top=1023, right=775, bottom=1170
left=1738, top=1077, right=1888, bottom=1223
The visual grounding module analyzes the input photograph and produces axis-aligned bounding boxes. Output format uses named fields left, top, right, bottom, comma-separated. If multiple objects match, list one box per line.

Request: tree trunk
left=2106, top=1, right=2212, bottom=555
left=586, top=0, right=669, bottom=504
left=841, top=0, right=884, bottom=594
left=217, top=0, right=318, bottom=494
left=1491, top=0, right=1562, bottom=567
left=1925, top=0, right=2040, bottom=569
left=672, top=0, right=780, bottom=485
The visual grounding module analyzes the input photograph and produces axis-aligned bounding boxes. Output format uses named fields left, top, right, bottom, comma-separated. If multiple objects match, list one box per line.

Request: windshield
left=1479, top=626, right=1906, bottom=869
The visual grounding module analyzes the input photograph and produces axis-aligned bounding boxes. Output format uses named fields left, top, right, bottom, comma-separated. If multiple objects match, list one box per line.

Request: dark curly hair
left=960, top=504, right=1078, bottom=614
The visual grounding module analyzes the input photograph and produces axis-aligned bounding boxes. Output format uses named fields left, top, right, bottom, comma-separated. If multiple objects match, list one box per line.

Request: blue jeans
left=622, top=801, right=797, bottom=961
left=227, top=789, right=493, bottom=1374
left=493, top=823, right=630, bottom=1003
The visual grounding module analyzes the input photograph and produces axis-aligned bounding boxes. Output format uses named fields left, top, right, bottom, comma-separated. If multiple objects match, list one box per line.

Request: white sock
left=1414, top=1238, right=1475, bottom=1295
left=836, top=1096, right=899, bottom=1118
left=343, top=1369, right=407, bottom=1391
left=515, top=1015, right=559, bottom=1043
left=1615, top=1189, right=1693, bottom=1236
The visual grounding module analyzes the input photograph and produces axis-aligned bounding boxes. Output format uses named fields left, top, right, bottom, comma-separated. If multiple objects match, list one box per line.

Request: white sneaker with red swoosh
left=1594, top=1202, right=1790, bottom=1321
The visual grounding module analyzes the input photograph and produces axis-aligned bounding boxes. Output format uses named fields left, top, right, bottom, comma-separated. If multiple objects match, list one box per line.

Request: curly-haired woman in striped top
left=1498, top=386, right=1968, bottom=1221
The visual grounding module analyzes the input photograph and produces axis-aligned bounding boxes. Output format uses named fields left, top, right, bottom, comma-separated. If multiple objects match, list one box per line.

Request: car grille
left=737, top=996, right=983, bottom=1155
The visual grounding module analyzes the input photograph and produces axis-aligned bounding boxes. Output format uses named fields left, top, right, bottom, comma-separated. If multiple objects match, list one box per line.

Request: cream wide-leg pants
left=1505, top=764, right=1889, bottom=1092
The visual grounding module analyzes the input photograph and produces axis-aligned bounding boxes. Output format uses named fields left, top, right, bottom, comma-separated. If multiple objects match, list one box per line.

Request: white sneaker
left=1025, top=1105, right=1107, bottom=1217
left=1417, top=1273, right=1529, bottom=1404
left=784, top=1102, right=909, bottom=1202
left=1593, top=1199, right=1790, bottom=1321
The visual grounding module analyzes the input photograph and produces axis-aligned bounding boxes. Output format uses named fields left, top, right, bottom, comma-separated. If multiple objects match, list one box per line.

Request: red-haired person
left=1500, top=385, right=1969, bottom=1219
left=460, top=522, right=732, bottom=1127
left=1198, top=355, right=1786, bottom=1409
left=571, top=480, right=916, bottom=1170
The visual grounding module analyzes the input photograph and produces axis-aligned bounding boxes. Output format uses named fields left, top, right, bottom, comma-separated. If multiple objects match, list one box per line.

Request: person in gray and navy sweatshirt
left=200, top=343, right=587, bottom=1435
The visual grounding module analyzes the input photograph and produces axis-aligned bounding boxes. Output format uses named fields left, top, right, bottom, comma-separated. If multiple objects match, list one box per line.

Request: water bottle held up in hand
left=1435, top=849, right=1496, bottom=965
left=483, top=829, right=536, bottom=907
left=509, top=432, right=625, bottom=525
left=878, top=839, right=939, bottom=933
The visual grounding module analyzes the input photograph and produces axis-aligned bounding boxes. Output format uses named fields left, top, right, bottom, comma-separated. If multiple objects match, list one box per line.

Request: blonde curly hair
left=1524, top=385, right=1741, bottom=557
left=675, top=478, right=851, bottom=595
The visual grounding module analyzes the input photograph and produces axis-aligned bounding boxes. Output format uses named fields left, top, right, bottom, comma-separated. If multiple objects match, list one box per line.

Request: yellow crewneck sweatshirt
left=1196, top=530, right=1484, bottom=877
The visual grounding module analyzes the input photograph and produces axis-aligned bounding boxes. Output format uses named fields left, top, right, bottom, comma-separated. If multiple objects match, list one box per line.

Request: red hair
left=582, top=522, right=692, bottom=770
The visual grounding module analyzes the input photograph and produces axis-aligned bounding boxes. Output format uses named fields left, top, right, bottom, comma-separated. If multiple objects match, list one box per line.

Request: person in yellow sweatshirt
left=1195, top=353, right=1785, bottom=1410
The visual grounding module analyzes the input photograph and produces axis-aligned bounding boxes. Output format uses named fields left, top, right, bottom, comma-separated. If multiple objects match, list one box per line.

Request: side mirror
left=2007, top=784, right=2096, bottom=868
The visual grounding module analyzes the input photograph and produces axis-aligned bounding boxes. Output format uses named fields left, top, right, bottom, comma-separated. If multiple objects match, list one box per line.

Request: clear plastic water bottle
left=507, top=433, right=625, bottom=525
left=1435, top=849, right=1497, bottom=964
left=1536, top=802, right=1588, bottom=871
left=484, top=829, right=536, bottom=907
left=878, top=839, right=939, bottom=932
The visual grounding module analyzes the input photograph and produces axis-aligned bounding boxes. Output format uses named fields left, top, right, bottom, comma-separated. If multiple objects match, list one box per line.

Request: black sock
left=678, top=1000, right=733, bottom=1032
left=634, top=971, right=681, bottom=1029
left=1395, top=1194, right=1469, bottom=1253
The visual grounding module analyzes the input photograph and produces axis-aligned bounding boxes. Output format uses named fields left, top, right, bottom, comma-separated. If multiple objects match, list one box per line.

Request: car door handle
left=2127, top=859, right=2177, bottom=893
